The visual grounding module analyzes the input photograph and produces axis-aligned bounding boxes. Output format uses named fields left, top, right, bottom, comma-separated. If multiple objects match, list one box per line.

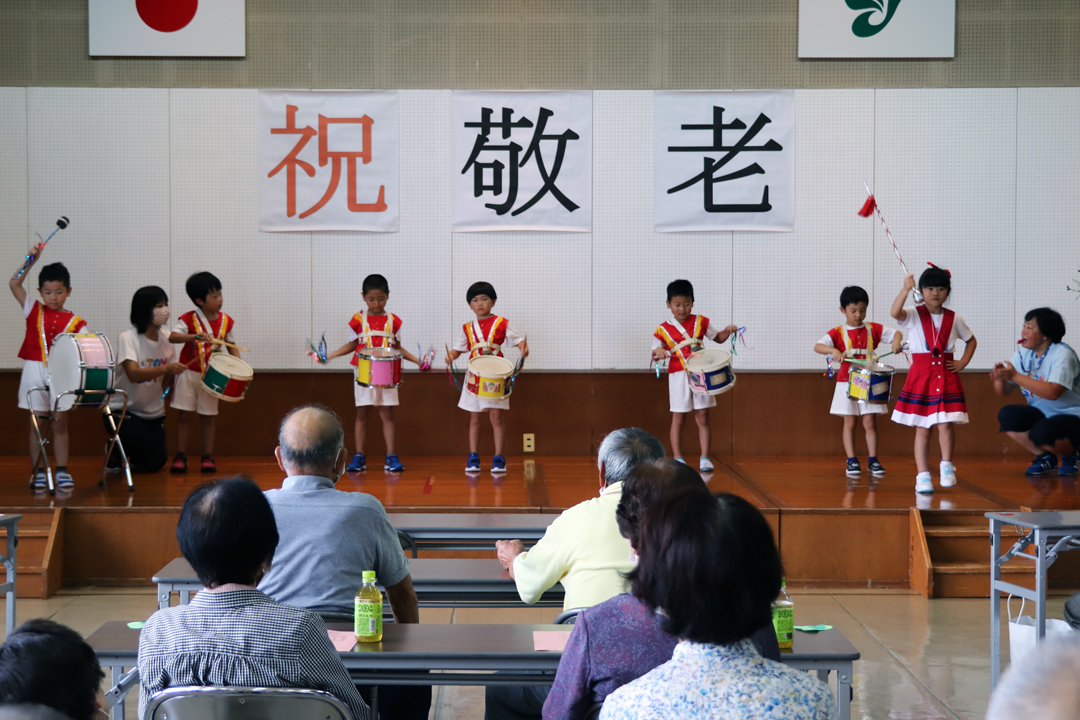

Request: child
left=890, top=265, right=977, bottom=494
left=445, top=281, right=528, bottom=473
left=9, top=244, right=85, bottom=490
left=168, top=272, right=239, bottom=474
left=323, top=274, right=425, bottom=473
left=651, top=279, right=738, bottom=472
left=814, top=285, right=904, bottom=478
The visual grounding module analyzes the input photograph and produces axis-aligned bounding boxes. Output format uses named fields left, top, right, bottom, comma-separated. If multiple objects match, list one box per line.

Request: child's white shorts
left=669, top=372, right=716, bottom=413
left=170, top=369, right=219, bottom=416
left=829, top=382, right=889, bottom=416
left=458, top=385, right=509, bottom=412
left=18, top=360, right=51, bottom=413
left=355, top=384, right=399, bottom=407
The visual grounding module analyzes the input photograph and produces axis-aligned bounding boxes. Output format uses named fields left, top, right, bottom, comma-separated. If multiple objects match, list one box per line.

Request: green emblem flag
left=799, top=0, right=954, bottom=58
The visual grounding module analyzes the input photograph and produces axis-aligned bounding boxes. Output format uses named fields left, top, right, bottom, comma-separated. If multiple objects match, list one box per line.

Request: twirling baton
left=859, top=183, right=923, bottom=304
left=16, top=216, right=69, bottom=278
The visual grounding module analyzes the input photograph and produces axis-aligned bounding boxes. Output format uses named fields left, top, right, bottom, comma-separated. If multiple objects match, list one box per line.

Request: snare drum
left=201, top=354, right=254, bottom=402
left=356, top=347, right=403, bottom=388
left=684, top=348, right=736, bottom=396
left=847, top=362, right=895, bottom=405
left=48, top=333, right=115, bottom=411
left=465, top=356, right=515, bottom=399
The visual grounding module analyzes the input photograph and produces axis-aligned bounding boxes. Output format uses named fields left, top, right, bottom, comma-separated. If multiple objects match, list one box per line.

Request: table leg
left=109, top=665, right=126, bottom=720
left=990, top=519, right=1002, bottom=689
left=157, top=583, right=171, bottom=611
left=1036, top=528, right=1047, bottom=641
left=5, top=519, right=17, bottom=636
left=837, top=662, right=853, bottom=720
left=180, top=589, right=191, bottom=605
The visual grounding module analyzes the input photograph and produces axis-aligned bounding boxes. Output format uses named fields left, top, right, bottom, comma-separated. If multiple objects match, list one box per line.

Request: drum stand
left=26, top=387, right=132, bottom=496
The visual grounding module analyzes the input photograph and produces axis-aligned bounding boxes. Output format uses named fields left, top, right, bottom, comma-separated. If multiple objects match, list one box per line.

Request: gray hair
left=277, top=404, right=345, bottom=474
left=987, top=636, right=1080, bottom=720
left=597, top=428, right=665, bottom=486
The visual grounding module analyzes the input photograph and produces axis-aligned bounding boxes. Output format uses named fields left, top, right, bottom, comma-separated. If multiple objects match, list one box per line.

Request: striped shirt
left=137, top=588, right=368, bottom=720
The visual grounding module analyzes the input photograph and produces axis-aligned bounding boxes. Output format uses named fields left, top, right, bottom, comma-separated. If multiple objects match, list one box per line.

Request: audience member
left=137, top=476, right=368, bottom=720
left=600, top=490, right=834, bottom=719
left=986, top=636, right=1080, bottom=720
left=0, top=706, right=74, bottom=720
left=0, top=619, right=104, bottom=720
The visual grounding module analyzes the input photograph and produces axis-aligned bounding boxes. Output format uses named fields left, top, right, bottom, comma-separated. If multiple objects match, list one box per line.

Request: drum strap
left=360, top=311, right=398, bottom=348
left=838, top=324, right=875, bottom=358
left=191, top=312, right=230, bottom=376
left=467, top=316, right=505, bottom=358
left=37, top=304, right=84, bottom=367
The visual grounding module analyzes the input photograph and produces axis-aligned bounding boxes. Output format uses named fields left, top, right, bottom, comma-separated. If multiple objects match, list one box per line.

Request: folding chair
left=144, top=686, right=354, bottom=720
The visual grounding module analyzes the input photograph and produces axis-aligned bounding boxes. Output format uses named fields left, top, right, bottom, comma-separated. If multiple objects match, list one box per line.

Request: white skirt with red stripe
left=891, top=353, right=968, bottom=428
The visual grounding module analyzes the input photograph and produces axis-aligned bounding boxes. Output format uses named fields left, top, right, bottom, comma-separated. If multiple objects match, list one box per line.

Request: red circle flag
left=136, top=0, right=198, bottom=33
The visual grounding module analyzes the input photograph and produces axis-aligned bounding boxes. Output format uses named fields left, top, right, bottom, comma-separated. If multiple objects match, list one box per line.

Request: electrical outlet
left=523, top=433, right=535, bottom=453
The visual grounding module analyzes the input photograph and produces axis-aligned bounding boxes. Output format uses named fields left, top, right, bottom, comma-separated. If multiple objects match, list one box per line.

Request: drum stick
left=16, top=216, right=69, bottom=278
left=201, top=337, right=249, bottom=352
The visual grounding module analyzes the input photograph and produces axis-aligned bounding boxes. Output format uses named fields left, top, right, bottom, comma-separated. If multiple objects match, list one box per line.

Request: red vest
left=18, top=301, right=86, bottom=365
left=177, top=310, right=235, bottom=374
left=654, top=315, right=711, bottom=373
left=348, top=312, right=402, bottom=366
left=825, top=323, right=884, bottom=383
left=463, top=316, right=509, bottom=359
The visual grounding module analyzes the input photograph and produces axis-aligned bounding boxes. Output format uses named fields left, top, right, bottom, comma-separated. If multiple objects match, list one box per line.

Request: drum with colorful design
left=685, top=348, right=736, bottom=396
left=465, top=355, right=515, bottom=399
left=201, top=354, right=254, bottom=402
left=356, top=348, right=403, bottom=388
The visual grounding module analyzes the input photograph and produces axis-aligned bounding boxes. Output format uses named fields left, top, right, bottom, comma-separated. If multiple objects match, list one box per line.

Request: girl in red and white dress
left=890, top=265, right=977, bottom=494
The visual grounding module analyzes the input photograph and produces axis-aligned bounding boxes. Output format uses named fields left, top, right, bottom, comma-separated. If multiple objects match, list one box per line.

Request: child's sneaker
left=31, top=470, right=47, bottom=490
left=940, top=461, right=957, bottom=487
left=868, top=458, right=886, bottom=476
left=170, top=453, right=188, bottom=473
left=845, top=458, right=861, bottom=477
left=1025, top=453, right=1058, bottom=475
left=55, top=469, right=74, bottom=490
left=491, top=455, right=507, bottom=474
left=915, top=472, right=934, bottom=494
left=699, top=457, right=714, bottom=473
left=465, top=453, right=481, bottom=473
left=347, top=452, right=367, bottom=472
left=1060, top=453, right=1079, bottom=477
left=384, top=454, right=404, bottom=473
left=200, top=455, right=216, bottom=473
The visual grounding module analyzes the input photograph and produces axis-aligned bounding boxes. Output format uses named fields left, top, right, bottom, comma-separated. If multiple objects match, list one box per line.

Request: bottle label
left=772, top=606, right=794, bottom=642
left=355, top=597, right=382, bottom=637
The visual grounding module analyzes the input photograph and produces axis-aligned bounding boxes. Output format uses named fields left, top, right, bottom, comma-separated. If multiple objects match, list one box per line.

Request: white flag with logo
left=799, top=0, right=955, bottom=58
left=89, top=0, right=245, bottom=57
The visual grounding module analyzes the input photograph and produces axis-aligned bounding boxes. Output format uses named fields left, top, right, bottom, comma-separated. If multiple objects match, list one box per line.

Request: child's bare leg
left=670, top=412, right=687, bottom=458
left=200, top=415, right=215, bottom=456
left=694, top=408, right=710, bottom=458
left=176, top=410, right=191, bottom=454
left=938, top=422, right=955, bottom=463
left=862, top=414, right=879, bottom=457
left=52, top=411, right=69, bottom=466
left=379, top=406, right=395, bottom=455
left=842, top=415, right=858, bottom=458
left=914, top=426, right=932, bottom=474
left=469, top=412, right=482, bottom=454
left=355, top=406, right=369, bottom=453
left=490, top=409, right=505, bottom=456
left=28, top=415, right=46, bottom=467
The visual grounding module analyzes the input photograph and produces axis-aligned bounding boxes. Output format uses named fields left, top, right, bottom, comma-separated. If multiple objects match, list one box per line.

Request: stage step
left=0, top=509, right=63, bottom=599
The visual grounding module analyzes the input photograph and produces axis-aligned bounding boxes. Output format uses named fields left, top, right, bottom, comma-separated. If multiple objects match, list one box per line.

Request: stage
left=3, top=453, right=1079, bottom=598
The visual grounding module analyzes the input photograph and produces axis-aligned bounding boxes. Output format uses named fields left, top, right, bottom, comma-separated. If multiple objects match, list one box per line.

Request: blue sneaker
left=384, top=454, right=404, bottom=473
left=491, top=455, right=507, bottom=474
left=1026, top=453, right=1058, bottom=475
left=1061, top=453, right=1079, bottom=477
left=347, top=452, right=366, bottom=472
left=465, top=453, right=481, bottom=473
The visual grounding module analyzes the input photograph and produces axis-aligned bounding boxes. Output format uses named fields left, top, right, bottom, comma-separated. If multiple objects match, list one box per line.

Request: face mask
left=628, top=549, right=639, bottom=565
left=153, top=306, right=171, bottom=327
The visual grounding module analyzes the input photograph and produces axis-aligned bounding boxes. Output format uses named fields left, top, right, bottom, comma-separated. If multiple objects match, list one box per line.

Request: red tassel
left=927, top=261, right=951, bottom=278
left=857, top=195, right=876, bottom=217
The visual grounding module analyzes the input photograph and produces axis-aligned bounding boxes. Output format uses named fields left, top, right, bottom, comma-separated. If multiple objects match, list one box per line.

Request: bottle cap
left=362, top=570, right=376, bottom=581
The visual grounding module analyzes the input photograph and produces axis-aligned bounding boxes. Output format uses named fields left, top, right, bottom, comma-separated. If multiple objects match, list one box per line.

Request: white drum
left=684, top=348, right=736, bottom=396
left=465, top=355, right=516, bottom=399
left=48, top=333, right=115, bottom=411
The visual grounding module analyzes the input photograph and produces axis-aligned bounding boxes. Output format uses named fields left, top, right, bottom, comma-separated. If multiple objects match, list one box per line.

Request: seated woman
left=137, top=476, right=369, bottom=720
left=544, top=460, right=780, bottom=720
left=105, top=286, right=185, bottom=472
left=0, top=618, right=105, bottom=720
left=599, top=488, right=833, bottom=720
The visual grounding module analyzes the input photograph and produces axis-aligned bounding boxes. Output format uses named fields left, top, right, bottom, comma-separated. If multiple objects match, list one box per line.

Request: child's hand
left=165, top=362, right=187, bottom=377
left=831, top=348, right=844, bottom=363
left=903, top=274, right=916, bottom=292
left=946, top=358, right=968, bottom=372
left=652, top=347, right=668, bottom=361
left=444, top=353, right=454, bottom=366
left=28, top=243, right=44, bottom=261
left=519, top=339, right=530, bottom=358
left=892, top=336, right=904, bottom=355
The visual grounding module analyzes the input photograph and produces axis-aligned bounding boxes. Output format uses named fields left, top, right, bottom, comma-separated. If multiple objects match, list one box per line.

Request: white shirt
left=109, top=326, right=175, bottom=418
left=896, top=306, right=973, bottom=354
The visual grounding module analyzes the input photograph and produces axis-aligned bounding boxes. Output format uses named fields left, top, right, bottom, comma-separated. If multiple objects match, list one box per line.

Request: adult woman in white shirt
left=104, top=286, right=185, bottom=472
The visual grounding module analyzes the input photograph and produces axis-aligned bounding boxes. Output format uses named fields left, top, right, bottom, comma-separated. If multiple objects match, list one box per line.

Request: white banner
left=258, top=91, right=398, bottom=233
left=89, top=0, right=245, bottom=57
left=799, top=0, right=955, bottom=58
left=452, top=91, right=592, bottom=232
left=654, top=91, right=795, bottom=233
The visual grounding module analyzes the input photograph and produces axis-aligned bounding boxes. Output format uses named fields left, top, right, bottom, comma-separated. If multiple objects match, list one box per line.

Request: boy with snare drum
left=814, top=285, right=903, bottom=478
left=652, top=279, right=738, bottom=473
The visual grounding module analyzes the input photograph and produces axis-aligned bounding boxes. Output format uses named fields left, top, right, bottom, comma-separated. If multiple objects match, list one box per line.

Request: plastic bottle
left=772, top=576, right=794, bottom=649
left=354, top=570, right=383, bottom=642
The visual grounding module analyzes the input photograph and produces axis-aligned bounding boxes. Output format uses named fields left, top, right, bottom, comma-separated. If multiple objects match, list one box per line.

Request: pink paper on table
left=327, top=629, right=357, bottom=652
left=533, top=630, right=571, bottom=652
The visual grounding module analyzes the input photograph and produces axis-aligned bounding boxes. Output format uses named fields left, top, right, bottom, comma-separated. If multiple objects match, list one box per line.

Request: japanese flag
left=89, top=0, right=245, bottom=57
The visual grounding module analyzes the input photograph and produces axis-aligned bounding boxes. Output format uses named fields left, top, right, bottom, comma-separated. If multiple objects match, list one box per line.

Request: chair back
left=145, top=686, right=353, bottom=720
left=397, top=530, right=418, bottom=558
left=554, top=607, right=586, bottom=625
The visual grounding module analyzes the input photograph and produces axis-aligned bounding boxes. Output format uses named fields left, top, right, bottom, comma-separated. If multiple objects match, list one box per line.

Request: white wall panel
left=733, top=89, right=875, bottom=370
left=1016, top=88, right=1080, bottom=358
left=170, top=89, right=310, bottom=370
left=28, top=87, right=170, bottom=357
left=592, top=90, right=733, bottom=371
left=311, top=90, right=453, bottom=374
left=873, top=89, right=1017, bottom=371
left=0, top=88, right=28, bottom=368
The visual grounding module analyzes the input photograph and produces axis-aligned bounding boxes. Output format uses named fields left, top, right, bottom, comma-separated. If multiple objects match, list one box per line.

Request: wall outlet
left=523, top=433, right=535, bottom=453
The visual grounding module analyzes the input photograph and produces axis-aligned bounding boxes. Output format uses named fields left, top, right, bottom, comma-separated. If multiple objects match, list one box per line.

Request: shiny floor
left=5, top=586, right=1061, bottom=720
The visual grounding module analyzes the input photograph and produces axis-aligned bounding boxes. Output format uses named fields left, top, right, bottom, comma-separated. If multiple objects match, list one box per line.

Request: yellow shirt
left=512, top=481, right=635, bottom=610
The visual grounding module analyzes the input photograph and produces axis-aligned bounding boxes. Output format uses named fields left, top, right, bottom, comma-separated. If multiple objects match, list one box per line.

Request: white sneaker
left=55, top=470, right=74, bottom=489
left=915, top=472, right=934, bottom=494
left=940, top=462, right=957, bottom=487
left=700, top=457, right=714, bottom=472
